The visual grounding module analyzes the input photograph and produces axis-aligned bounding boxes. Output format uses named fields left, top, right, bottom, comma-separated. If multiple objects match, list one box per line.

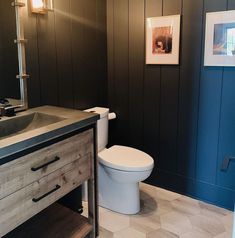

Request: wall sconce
left=30, top=0, right=53, bottom=14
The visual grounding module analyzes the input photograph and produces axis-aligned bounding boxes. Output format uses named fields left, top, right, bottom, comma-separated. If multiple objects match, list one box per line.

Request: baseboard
left=145, top=169, right=235, bottom=211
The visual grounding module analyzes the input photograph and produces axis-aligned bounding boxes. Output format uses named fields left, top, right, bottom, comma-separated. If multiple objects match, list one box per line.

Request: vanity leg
left=88, top=177, right=96, bottom=238
left=88, top=125, right=98, bottom=238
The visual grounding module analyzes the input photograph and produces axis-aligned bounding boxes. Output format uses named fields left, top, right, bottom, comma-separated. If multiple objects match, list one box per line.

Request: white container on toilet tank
left=84, top=107, right=154, bottom=214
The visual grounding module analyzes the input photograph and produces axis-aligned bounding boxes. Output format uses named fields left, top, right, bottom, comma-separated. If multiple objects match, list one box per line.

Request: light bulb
left=32, top=0, right=44, bottom=9
left=31, top=0, right=54, bottom=14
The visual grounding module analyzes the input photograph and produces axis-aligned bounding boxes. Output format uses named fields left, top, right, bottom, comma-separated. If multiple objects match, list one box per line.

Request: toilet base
left=99, top=164, right=140, bottom=215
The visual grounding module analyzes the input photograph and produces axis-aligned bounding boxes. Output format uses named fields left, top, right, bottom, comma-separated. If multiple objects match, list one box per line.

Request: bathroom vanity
left=0, top=106, right=99, bottom=238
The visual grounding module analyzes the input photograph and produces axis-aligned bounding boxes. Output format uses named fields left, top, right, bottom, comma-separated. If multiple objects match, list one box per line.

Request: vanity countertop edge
left=0, top=105, right=99, bottom=165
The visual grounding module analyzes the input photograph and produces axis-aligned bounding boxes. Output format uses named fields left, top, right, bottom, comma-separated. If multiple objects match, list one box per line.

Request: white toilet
left=85, top=107, right=154, bottom=214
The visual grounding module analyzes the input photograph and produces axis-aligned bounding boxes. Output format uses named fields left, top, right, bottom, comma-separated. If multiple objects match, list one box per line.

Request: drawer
left=0, top=154, right=91, bottom=237
left=0, top=129, right=93, bottom=200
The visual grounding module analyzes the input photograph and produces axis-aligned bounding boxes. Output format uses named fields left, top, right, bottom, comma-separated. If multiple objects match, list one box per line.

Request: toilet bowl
left=85, top=107, right=154, bottom=214
left=99, top=146, right=154, bottom=214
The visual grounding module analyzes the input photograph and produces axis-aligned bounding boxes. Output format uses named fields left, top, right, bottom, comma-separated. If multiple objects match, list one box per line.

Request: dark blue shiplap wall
left=107, top=0, right=235, bottom=210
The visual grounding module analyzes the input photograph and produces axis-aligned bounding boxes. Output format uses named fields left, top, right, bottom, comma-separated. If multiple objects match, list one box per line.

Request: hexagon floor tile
left=82, top=182, right=234, bottom=238
left=160, top=211, right=192, bottom=236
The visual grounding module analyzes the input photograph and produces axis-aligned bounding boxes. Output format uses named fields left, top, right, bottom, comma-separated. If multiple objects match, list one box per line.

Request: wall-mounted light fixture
left=30, top=0, right=53, bottom=14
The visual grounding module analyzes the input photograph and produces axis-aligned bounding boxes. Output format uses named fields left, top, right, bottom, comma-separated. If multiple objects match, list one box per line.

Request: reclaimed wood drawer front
left=0, top=154, right=91, bottom=237
left=0, top=129, right=93, bottom=200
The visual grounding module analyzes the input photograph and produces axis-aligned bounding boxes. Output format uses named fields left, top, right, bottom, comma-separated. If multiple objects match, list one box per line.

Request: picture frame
left=204, top=10, right=235, bottom=67
left=146, top=15, right=181, bottom=65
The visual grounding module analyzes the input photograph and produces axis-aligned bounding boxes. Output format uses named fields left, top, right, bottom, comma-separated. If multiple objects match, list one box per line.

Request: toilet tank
left=85, top=107, right=109, bottom=152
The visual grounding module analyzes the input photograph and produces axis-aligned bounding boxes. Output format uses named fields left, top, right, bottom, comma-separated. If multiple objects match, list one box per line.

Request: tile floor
left=83, top=183, right=234, bottom=238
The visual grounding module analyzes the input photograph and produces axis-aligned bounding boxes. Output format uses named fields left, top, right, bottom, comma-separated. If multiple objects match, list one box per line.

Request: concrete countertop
left=0, top=106, right=99, bottom=165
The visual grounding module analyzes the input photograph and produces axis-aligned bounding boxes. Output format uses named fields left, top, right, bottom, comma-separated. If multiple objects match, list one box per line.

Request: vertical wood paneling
left=107, top=0, right=117, bottom=146
left=196, top=0, right=227, bottom=184
left=217, top=68, right=235, bottom=190
left=129, top=0, right=145, bottom=148
left=107, top=0, right=235, bottom=209
left=54, top=0, right=74, bottom=108
left=107, top=0, right=115, bottom=110
left=96, top=0, right=108, bottom=106
left=177, top=0, right=203, bottom=178
left=228, top=0, right=235, bottom=9
left=37, top=13, right=58, bottom=105
left=71, top=0, right=98, bottom=109
left=24, top=0, right=106, bottom=109
left=159, top=0, right=181, bottom=173
left=71, top=0, right=85, bottom=109
left=81, top=0, right=99, bottom=108
left=24, top=3, right=41, bottom=108
left=216, top=0, right=235, bottom=191
left=112, top=0, right=129, bottom=145
left=162, top=0, right=181, bottom=14
left=143, top=0, right=162, bottom=163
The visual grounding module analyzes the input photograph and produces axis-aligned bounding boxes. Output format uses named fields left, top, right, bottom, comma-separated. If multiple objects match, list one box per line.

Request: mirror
left=0, top=1, right=21, bottom=107
left=0, top=0, right=28, bottom=113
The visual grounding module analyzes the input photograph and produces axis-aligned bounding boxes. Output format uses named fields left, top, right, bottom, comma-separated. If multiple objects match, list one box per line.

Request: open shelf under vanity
left=4, top=203, right=92, bottom=238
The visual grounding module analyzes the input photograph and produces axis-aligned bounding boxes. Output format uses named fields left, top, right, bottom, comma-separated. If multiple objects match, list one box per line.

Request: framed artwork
left=204, top=10, right=235, bottom=66
left=146, top=15, right=181, bottom=65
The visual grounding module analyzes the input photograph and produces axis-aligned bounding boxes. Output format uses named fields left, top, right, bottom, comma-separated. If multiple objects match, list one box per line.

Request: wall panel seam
left=35, top=16, right=42, bottom=105
left=53, top=7, right=60, bottom=106
left=195, top=0, right=205, bottom=182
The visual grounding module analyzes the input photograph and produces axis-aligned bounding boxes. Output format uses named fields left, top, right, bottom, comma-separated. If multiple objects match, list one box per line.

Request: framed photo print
left=204, top=10, right=235, bottom=66
left=146, top=15, right=181, bottom=65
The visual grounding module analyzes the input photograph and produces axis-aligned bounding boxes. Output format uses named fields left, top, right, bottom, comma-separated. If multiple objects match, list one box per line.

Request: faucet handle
left=0, top=105, right=16, bottom=117
left=0, top=98, right=10, bottom=106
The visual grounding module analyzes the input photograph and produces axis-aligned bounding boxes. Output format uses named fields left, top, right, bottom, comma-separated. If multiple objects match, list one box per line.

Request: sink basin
left=0, top=112, right=65, bottom=140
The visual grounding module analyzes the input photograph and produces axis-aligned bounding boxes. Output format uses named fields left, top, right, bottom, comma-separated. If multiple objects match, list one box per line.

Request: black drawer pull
left=32, top=185, right=61, bottom=203
left=221, top=156, right=235, bottom=171
left=31, top=156, right=60, bottom=172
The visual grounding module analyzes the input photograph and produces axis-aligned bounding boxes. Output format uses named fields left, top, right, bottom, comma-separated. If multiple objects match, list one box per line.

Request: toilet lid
left=98, top=145, right=154, bottom=172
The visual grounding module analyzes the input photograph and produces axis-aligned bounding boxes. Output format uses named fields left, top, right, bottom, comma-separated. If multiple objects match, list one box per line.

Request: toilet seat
left=98, top=145, right=154, bottom=172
